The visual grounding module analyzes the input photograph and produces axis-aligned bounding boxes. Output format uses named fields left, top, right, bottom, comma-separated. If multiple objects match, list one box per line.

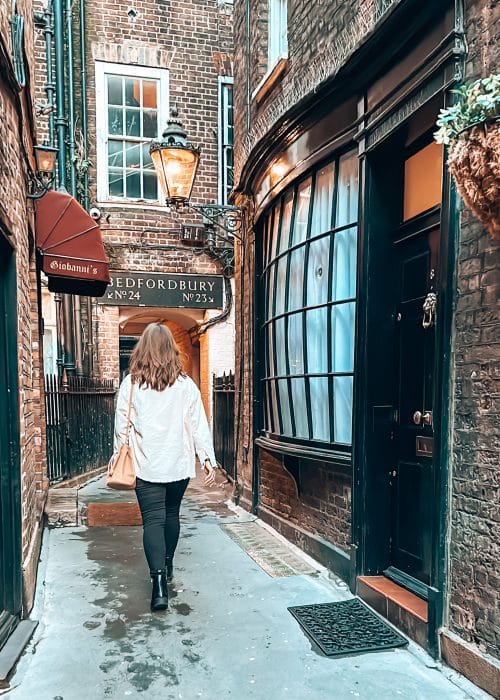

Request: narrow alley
left=1, top=474, right=490, bottom=700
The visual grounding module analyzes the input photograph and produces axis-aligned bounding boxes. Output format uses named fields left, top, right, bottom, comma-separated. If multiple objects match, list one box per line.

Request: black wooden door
left=0, top=241, right=22, bottom=649
left=388, top=225, right=439, bottom=585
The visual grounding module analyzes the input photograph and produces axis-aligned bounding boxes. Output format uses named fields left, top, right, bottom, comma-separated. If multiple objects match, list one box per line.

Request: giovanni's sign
left=96, top=272, right=224, bottom=309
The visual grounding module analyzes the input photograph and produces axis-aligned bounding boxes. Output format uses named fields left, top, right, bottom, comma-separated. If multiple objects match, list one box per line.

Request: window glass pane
left=310, top=377, right=330, bottom=441
left=143, top=172, right=157, bottom=200
left=306, top=307, right=328, bottom=373
left=278, top=379, right=292, bottom=435
left=336, top=151, right=358, bottom=227
left=269, top=205, right=281, bottom=262
left=275, top=317, right=286, bottom=375
left=332, top=227, right=357, bottom=301
left=290, top=178, right=311, bottom=246
left=108, top=140, right=122, bottom=168
left=270, top=379, right=279, bottom=432
left=125, top=78, right=141, bottom=107
left=275, top=256, right=287, bottom=315
left=331, top=302, right=355, bottom=373
left=287, top=312, right=303, bottom=376
left=125, top=142, right=141, bottom=169
left=142, top=80, right=157, bottom=109
left=307, top=234, right=330, bottom=306
left=278, top=192, right=293, bottom=253
left=333, top=376, right=353, bottom=444
left=125, top=171, right=141, bottom=198
left=290, top=378, right=308, bottom=438
left=288, top=247, right=305, bottom=311
left=126, top=109, right=140, bottom=137
left=108, top=107, right=123, bottom=135
left=268, top=322, right=275, bottom=376
left=108, top=169, right=123, bottom=197
left=142, top=144, right=153, bottom=170
left=267, top=263, right=275, bottom=320
left=143, top=110, right=157, bottom=138
left=107, top=75, right=123, bottom=105
left=311, top=163, right=334, bottom=236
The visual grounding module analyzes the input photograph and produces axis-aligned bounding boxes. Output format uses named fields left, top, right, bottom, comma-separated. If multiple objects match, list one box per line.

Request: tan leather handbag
left=107, top=382, right=136, bottom=490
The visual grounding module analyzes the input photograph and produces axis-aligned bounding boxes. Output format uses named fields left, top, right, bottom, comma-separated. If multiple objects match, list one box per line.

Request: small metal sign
left=97, top=272, right=224, bottom=309
left=416, top=436, right=434, bottom=458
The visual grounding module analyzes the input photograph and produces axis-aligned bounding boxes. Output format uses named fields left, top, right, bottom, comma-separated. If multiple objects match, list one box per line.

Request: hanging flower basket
left=435, top=75, right=500, bottom=242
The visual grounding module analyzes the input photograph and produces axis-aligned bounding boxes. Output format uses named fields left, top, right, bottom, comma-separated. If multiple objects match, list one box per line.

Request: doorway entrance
left=0, top=236, right=22, bottom=650
left=357, top=130, right=445, bottom=600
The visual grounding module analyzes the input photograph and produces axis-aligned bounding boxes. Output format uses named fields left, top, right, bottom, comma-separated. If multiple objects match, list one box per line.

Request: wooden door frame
left=352, top=120, right=456, bottom=657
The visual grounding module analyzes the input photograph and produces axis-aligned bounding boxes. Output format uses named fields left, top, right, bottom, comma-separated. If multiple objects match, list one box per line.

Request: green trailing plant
left=434, top=75, right=500, bottom=145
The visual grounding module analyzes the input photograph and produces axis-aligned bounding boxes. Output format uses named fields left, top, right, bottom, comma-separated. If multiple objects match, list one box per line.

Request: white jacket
left=113, top=373, right=217, bottom=483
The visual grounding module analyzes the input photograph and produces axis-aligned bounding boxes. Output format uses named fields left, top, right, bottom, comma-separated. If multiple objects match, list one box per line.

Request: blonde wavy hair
left=129, top=323, right=185, bottom=391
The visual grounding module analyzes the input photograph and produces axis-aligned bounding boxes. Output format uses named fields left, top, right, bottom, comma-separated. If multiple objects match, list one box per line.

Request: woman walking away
left=113, top=323, right=217, bottom=611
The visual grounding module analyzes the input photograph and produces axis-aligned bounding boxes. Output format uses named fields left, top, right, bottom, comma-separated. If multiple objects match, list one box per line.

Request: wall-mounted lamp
left=149, top=108, right=243, bottom=241
left=27, top=143, right=58, bottom=199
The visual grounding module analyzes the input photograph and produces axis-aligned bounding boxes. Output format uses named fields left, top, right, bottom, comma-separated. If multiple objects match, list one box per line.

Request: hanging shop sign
left=97, top=272, right=224, bottom=309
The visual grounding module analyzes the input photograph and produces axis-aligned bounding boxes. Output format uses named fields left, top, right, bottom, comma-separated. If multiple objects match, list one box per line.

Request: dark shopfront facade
left=234, top=0, right=499, bottom=691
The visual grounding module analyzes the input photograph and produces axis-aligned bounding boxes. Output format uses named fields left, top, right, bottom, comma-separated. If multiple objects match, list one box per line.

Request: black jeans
left=135, top=476, right=190, bottom=573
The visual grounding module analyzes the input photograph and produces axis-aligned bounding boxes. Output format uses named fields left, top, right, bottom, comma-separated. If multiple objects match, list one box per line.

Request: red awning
left=35, top=190, right=110, bottom=296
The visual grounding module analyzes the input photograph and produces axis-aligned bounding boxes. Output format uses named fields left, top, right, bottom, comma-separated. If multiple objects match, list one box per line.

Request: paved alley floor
left=1, top=475, right=491, bottom=700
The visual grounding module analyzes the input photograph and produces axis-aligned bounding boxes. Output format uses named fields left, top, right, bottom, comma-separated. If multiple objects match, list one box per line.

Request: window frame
left=95, top=62, right=169, bottom=204
left=259, top=149, right=359, bottom=457
left=218, top=76, right=234, bottom=206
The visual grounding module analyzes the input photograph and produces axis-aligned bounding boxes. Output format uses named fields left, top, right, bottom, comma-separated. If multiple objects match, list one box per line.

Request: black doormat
left=288, top=598, right=408, bottom=657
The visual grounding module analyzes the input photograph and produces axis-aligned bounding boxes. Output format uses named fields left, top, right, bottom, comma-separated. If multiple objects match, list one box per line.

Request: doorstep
left=357, top=575, right=428, bottom=650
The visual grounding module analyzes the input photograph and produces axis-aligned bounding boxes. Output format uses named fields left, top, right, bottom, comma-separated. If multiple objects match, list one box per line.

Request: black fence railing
left=44, top=375, right=116, bottom=484
left=212, top=371, right=236, bottom=481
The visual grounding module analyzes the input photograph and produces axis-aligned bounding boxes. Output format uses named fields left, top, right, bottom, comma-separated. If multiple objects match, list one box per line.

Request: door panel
left=390, top=227, right=438, bottom=585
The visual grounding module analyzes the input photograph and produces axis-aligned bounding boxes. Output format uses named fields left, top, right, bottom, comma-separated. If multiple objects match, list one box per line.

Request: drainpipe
left=66, top=0, right=77, bottom=196
left=43, top=1, right=55, bottom=146
left=245, top=0, right=251, bottom=136
left=54, top=0, right=76, bottom=376
left=79, top=0, right=93, bottom=376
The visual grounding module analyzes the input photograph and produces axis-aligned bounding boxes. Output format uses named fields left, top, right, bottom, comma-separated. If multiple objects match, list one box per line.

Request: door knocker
left=422, top=292, right=437, bottom=329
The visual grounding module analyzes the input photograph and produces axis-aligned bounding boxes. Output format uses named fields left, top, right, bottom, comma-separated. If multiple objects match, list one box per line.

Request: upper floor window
left=268, top=0, right=288, bottom=69
left=218, top=78, right=234, bottom=205
left=95, top=62, right=169, bottom=203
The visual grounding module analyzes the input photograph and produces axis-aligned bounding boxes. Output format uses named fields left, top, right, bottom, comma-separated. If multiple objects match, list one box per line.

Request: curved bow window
left=261, top=150, right=358, bottom=448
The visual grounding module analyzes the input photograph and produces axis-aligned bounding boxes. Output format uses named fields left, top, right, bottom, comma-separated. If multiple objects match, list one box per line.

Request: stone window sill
left=252, top=57, right=288, bottom=107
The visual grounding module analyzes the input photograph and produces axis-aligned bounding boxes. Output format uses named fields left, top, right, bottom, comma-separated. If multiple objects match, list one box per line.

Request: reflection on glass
left=336, top=152, right=358, bottom=227
left=267, top=263, right=275, bottom=319
left=108, top=107, right=122, bottom=135
left=275, top=317, right=286, bottom=375
left=310, top=377, right=330, bottom=441
left=143, top=110, right=157, bottom=138
left=269, top=206, right=281, bottom=262
left=142, top=81, right=157, bottom=109
left=108, top=140, right=122, bottom=167
left=125, top=78, right=140, bottom=107
left=288, top=247, right=305, bottom=310
left=288, top=312, right=303, bottom=375
left=278, top=193, right=293, bottom=254
left=143, top=172, right=157, bottom=199
left=107, top=76, right=123, bottom=105
left=334, top=376, right=353, bottom=444
left=126, top=110, right=140, bottom=137
left=275, top=257, right=287, bottom=315
left=331, top=302, right=355, bottom=373
left=290, top=378, right=308, bottom=438
left=270, top=379, right=279, bottom=432
left=311, top=163, right=334, bottom=236
left=108, top=169, right=123, bottom=197
left=332, top=227, right=357, bottom=301
left=267, top=323, right=275, bottom=376
left=125, top=171, right=141, bottom=198
left=125, top=141, right=141, bottom=168
left=291, top=178, right=311, bottom=246
left=306, top=307, right=328, bottom=373
left=278, top=379, right=292, bottom=435
left=307, top=234, right=330, bottom=306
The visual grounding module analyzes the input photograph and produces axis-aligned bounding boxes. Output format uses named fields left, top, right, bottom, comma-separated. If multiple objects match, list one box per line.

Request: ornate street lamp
left=27, top=143, right=58, bottom=199
left=149, top=108, right=242, bottom=240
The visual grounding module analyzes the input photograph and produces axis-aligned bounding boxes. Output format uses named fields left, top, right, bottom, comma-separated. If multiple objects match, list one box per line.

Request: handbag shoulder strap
left=124, top=380, right=134, bottom=445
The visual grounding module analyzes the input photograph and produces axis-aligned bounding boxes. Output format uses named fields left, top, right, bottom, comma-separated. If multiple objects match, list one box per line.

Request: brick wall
left=447, top=0, right=500, bottom=660
left=0, top=0, right=48, bottom=612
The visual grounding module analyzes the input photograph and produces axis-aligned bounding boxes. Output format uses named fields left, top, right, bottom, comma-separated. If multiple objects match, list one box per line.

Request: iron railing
left=44, top=374, right=115, bottom=484
left=212, top=371, right=236, bottom=480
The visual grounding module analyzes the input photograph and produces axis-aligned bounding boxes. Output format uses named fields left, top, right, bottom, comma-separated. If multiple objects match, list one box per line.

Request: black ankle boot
left=165, top=556, right=173, bottom=583
left=150, top=570, right=168, bottom=611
